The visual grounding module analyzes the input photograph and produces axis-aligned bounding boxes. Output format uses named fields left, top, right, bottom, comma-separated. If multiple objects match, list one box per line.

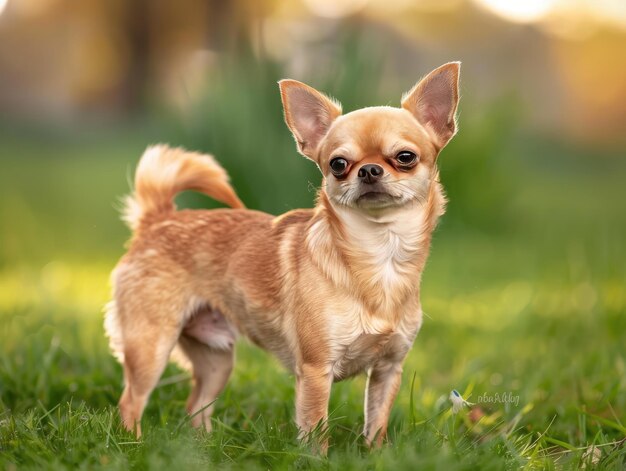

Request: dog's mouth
left=329, top=181, right=412, bottom=210
left=356, top=190, right=399, bottom=208
left=358, top=191, right=391, bottom=200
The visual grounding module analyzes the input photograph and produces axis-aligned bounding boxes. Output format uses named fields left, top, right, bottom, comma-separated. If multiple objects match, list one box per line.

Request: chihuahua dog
left=105, top=62, right=460, bottom=447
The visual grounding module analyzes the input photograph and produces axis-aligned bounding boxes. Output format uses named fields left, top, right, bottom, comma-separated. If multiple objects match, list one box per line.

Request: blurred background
left=1, top=0, right=625, bottom=436
left=1, top=0, right=625, bottom=265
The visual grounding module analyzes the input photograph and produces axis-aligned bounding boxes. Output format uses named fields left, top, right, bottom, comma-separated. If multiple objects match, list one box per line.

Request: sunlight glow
left=474, top=0, right=556, bottom=23
left=302, top=0, right=369, bottom=18
left=0, top=0, right=8, bottom=16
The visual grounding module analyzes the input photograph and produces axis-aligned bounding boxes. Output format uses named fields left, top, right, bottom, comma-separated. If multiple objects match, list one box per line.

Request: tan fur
left=105, top=63, right=461, bottom=448
left=122, top=144, right=244, bottom=230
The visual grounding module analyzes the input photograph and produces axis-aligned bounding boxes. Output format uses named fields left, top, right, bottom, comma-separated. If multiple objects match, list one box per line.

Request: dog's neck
left=306, top=181, right=445, bottom=315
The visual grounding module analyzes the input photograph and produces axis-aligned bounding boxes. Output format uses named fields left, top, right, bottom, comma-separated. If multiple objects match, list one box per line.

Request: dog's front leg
left=295, top=363, right=333, bottom=452
left=363, top=360, right=403, bottom=447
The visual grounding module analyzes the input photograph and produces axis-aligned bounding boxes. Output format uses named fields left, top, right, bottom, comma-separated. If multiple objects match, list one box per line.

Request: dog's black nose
left=358, top=164, right=384, bottom=184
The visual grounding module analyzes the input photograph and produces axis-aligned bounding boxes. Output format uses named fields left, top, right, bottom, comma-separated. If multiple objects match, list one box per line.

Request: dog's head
left=279, top=63, right=460, bottom=214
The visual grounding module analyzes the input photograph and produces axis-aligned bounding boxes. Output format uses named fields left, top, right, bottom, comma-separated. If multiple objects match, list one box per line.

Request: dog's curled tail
left=122, top=144, right=245, bottom=230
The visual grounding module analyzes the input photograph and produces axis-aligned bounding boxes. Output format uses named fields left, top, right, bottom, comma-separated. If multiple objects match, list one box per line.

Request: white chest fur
left=327, top=297, right=423, bottom=381
left=338, top=205, right=429, bottom=290
left=305, top=204, right=429, bottom=380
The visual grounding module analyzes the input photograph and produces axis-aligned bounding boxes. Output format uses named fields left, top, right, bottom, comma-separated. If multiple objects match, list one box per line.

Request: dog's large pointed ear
left=279, top=79, right=342, bottom=161
left=402, top=62, right=460, bottom=149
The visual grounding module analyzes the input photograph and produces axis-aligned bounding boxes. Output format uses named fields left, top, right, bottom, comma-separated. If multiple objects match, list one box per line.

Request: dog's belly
left=332, top=332, right=410, bottom=381
left=182, top=306, right=237, bottom=351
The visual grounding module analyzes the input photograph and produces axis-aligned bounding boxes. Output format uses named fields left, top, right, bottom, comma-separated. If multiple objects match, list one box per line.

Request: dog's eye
left=396, top=151, right=418, bottom=166
left=329, top=157, right=348, bottom=176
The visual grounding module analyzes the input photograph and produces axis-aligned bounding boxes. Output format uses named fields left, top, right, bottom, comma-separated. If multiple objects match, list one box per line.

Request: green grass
left=1, top=234, right=625, bottom=469
left=1, top=105, right=626, bottom=467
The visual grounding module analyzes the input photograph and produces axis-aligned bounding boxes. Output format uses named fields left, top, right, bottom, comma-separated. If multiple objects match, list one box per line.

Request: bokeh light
left=473, top=0, right=556, bottom=23
left=302, top=0, right=369, bottom=18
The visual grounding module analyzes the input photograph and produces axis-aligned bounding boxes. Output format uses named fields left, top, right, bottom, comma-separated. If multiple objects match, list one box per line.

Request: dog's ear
left=402, top=62, right=460, bottom=149
left=279, top=80, right=342, bottom=161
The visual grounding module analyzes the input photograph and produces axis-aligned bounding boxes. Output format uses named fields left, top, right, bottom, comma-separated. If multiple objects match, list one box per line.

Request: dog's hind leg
left=176, top=307, right=236, bottom=431
left=113, top=270, right=188, bottom=437
left=177, top=337, right=234, bottom=431
left=118, top=317, right=181, bottom=437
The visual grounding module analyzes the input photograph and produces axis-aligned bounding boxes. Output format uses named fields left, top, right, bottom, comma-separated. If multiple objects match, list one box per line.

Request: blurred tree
left=119, top=0, right=152, bottom=112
